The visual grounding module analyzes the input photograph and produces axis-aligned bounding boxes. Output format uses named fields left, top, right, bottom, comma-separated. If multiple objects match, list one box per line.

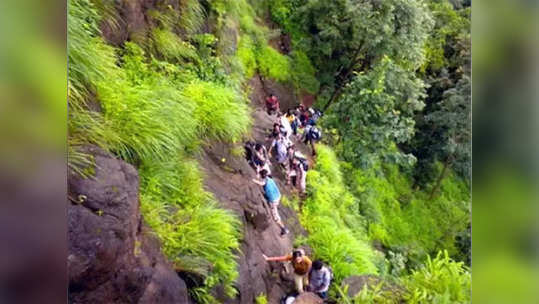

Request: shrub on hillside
left=183, top=80, right=251, bottom=142
left=302, top=145, right=378, bottom=281
left=403, top=251, right=471, bottom=303
left=140, top=158, right=241, bottom=301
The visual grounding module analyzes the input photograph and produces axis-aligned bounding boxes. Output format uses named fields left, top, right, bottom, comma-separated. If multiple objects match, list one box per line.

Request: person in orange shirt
left=263, top=249, right=312, bottom=293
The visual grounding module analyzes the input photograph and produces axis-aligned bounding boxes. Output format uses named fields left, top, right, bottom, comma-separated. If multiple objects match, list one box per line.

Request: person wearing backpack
left=302, top=122, right=321, bottom=156
left=263, top=249, right=312, bottom=293
left=288, top=157, right=307, bottom=194
left=269, top=132, right=291, bottom=170
left=252, top=169, right=289, bottom=236
left=307, top=260, right=332, bottom=299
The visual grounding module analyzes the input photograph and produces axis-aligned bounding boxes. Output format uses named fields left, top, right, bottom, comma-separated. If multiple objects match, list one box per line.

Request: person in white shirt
left=307, top=260, right=331, bottom=299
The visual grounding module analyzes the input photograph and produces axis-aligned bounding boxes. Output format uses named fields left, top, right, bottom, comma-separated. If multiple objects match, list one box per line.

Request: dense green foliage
left=267, top=0, right=433, bottom=104
left=301, top=145, right=379, bottom=280
left=324, top=57, right=426, bottom=168
left=405, top=0, right=471, bottom=189
left=345, top=161, right=470, bottom=266
left=403, top=251, right=471, bottom=303
left=335, top=251, right=470, bottom=303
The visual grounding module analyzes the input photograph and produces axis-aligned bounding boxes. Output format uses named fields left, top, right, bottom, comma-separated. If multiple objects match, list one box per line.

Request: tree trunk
left=429, top=157, right=452, bottom=200
left=323, top=85, right=344, bottom=112
left=322, top=48, right=365, bottom=111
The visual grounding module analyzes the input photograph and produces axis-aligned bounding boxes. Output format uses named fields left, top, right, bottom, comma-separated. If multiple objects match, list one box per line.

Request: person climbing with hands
left=307, top=260, right=332, bottom=299
left=262, top=249, right=312, bottom=293
left=252, top=169, right=289, bottom=236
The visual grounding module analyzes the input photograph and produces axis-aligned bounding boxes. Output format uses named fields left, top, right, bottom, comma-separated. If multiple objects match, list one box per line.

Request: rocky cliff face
left=197, top=76, right=314, bottom=303
left=68, top=146, right=190, bottom=303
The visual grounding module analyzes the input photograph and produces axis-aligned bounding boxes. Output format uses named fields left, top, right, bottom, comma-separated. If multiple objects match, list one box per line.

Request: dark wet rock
left=68, top=146, right=189, bottom=303
left=293, top=292, right=324, bottom=304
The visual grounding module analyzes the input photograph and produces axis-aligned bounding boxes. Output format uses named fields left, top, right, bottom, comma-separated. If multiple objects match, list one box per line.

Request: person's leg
left=293, top=273, right=304, bottom=293
left=302, top=275, right=309, bottom=291
left=270, top=202, right=283, bottom=228
left=299, top=172, right=306, bottom=193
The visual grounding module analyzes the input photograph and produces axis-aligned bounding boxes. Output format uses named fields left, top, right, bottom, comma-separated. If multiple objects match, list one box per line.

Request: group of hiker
left=266, top=94, right=323, bottom=157
left=247, top=94, right=323, bottom=236
left=264, top=249, right=333, bottom=302
left=247, top=94, right=332, bottom=301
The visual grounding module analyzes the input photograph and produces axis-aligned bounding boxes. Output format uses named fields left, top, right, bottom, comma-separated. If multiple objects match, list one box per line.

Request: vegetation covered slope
left=265, top=0, right=471, bottom=302
left=68, top=0, right=470, bottom=303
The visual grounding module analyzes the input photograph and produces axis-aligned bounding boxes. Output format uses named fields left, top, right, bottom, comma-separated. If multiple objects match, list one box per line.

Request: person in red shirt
left=265, top=94, right=280, bottom=115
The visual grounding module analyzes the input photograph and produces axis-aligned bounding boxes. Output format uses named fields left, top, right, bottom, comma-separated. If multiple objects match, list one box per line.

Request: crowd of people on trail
left=246, top=94, right=323, bottom=232
left=246, top=93, right=333, bottom=301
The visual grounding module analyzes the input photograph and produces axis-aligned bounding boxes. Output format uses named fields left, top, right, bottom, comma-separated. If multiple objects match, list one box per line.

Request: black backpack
left=311, top=109, right=323, bottom=122
left=299, top=158, right=309, bottom=171
left=309, top=127, right=321, bottom=141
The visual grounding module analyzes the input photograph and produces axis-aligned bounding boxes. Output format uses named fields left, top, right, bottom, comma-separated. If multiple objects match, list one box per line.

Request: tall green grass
left=183, top=80, right=251, bottom=142
left=151, top=28, right=198, bottom=63
left=140, top=157, right=241, bottom=300
left=301, top=145, right=378, bottom=281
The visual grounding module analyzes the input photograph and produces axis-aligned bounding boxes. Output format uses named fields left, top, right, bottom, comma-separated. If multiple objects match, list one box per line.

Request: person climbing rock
left=298, top=106, right=310, bottom=128
left=302, top=122, right=321, bottom=156
left=253, top=143, right=271, bottom=176
left=266, top=94, right=280, bottom=115
left=244, top=140, right=256, bottom=167
left=307, top=260, right=332, bottom=299
left=269, top=132, right=292, bottom=172
left=252, top=169, right=289, bottom=236
left=263, top=249, right=312, bottom=293
left=286, top=109, right=299, bottom=136
left=267, top=123, right=287, bottom=141
left=278, top=112, right=293, bottom=141
left=288, top=157, right=307, bottom=194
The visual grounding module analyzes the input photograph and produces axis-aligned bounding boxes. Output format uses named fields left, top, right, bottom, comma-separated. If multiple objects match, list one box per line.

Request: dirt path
left=197, top=75, right=313, bottom=303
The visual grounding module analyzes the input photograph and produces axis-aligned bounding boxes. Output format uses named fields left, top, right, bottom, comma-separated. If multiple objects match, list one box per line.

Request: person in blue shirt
left=252, top=169, right=289, bottom=236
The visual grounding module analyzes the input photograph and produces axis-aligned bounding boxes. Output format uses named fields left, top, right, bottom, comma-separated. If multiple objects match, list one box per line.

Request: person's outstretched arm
left=252, top=178, right=265, bottom=186
left=262, top=254, right=290, bottom=262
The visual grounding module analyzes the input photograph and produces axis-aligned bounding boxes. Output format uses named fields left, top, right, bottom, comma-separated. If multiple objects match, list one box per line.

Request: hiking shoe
left=280, top=228, right=289, bottom=236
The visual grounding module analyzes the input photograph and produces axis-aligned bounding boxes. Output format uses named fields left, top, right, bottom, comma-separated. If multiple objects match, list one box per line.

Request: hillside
left=68, top=0, right=471, bottom=303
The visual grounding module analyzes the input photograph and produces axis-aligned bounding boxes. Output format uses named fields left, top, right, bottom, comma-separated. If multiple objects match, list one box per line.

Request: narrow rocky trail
left=198, top=75, right=315, bottom=303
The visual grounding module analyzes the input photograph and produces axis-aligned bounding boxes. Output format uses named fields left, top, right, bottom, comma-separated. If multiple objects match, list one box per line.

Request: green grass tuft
left=140, top=157, right=241, bottom=301
left=183, top=80, right=251, bottom=142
